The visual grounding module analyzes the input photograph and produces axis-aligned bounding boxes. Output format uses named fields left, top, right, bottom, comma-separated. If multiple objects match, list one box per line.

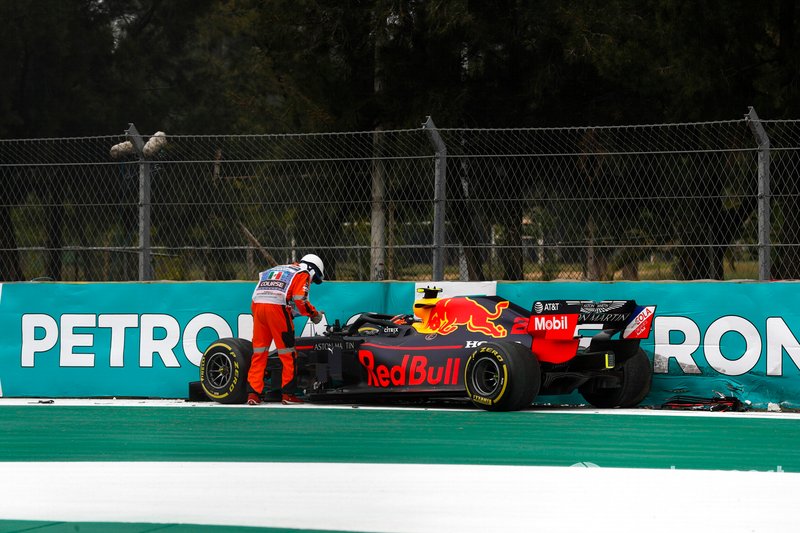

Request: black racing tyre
left=199, top=337, right=253, bottom=404
left=579, top=348, right=652, bottom=408
left=464, top=341, right=541, bottom=412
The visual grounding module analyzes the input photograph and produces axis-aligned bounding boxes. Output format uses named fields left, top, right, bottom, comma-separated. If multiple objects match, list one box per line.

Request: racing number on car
left=511, top=316, right=528, bottom=335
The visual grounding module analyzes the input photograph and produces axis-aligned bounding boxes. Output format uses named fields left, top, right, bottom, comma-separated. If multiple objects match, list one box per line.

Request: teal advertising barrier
left=0, top=281, right=408, bottom=398
left=497, top=282, right=800, bottom=409
left=1, top=280, right=798, bottom=409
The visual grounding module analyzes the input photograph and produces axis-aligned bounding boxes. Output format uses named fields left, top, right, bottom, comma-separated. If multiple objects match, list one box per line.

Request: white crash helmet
left=300, top=253, right=325, bottom=284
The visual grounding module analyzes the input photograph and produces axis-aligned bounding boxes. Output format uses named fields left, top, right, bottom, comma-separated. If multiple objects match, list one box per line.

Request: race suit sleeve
left=287, top=270, right=318, bottom=317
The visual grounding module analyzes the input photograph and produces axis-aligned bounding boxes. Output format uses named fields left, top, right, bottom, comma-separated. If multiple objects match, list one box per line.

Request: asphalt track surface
left=1, top=399, right=799, bottom=532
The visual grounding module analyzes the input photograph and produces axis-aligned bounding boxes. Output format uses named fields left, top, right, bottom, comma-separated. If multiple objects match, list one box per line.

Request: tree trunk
left=369, top=7, right=387, bottom=281
left=500, top=204, right=523, bottom=280
left=45, top=169, right=64, bottom=280
left=0, top=205, right=23, bottom=281
left=370, top=129, right=386, bottom=280
left=449, top=154, right=486, bottom=281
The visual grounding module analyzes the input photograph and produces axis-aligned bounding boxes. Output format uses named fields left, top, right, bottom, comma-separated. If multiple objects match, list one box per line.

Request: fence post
left=125, top=123, right=153, bottom=281
left=746, top=107, right=771, bottom=281
left=370, top=129, right=386, bottom=280
left=424, top=116, right=446, bottom=281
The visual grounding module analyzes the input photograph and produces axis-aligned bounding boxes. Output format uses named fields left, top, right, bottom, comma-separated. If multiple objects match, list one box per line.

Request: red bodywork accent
left=527, top=312, right=580, bottom=364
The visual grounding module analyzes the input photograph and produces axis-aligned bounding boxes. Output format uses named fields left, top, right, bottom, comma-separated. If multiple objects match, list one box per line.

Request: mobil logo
left=532, top=315, right=569, bottom=330
left=426, top=297, right=510, bottom=338
left=529, top=312, right=579, bottom=340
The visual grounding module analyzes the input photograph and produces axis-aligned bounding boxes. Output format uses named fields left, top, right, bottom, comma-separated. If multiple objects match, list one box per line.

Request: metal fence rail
left=1, top=109, right=798, bottom=282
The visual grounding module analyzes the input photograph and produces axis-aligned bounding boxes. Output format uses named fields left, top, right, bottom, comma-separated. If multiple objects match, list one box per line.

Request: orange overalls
left=248, top=263, right=319, bottom=395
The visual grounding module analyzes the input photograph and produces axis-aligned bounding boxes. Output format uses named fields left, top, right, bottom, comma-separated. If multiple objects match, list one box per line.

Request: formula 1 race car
left=194, top=289, right=656, bottom=411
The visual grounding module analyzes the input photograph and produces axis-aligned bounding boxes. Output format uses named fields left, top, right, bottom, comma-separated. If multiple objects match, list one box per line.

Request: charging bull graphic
left=425, top=297, right=510, bottom=337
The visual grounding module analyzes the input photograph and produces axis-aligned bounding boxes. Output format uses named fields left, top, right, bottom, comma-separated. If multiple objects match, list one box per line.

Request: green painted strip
left=0, top=520, right=345, bottom=533
left=1, top=406, right=798, bottom=472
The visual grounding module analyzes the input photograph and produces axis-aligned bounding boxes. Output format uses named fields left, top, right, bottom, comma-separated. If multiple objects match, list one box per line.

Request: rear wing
left=527, top=300, right=656, bottom=363
left=576, top=300, right=656, bottom=339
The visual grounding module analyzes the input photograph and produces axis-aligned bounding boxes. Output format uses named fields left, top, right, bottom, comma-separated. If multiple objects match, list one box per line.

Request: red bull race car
left=195, top=288, right=656, bottom=411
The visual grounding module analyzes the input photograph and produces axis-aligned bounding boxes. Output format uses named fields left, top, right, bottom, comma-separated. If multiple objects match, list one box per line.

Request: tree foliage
left=1, top=0, right=796, bottom=134
left=0, top=0, right=797, bottom=281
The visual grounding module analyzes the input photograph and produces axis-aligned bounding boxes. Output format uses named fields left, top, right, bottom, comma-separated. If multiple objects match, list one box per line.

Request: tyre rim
left=471, top=356, right=501, bottom=397
left=206, top=351, right=234, bottom=389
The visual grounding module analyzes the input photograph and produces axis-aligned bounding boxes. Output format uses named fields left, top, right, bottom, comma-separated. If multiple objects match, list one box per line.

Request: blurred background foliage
left=0, top=0, right=797, bottom=138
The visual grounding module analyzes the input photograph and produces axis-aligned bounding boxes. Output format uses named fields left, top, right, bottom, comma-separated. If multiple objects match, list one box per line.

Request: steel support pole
left=126, top=123, right=153, bottom=281
left=370, top=129, right=386, bottom=280
left=424, top=116, right=447, bottom=281
left=746, top=107, right=771, bottom=281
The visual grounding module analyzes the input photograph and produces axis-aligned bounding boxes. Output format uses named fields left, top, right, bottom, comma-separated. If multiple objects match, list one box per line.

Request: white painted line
left=0, top=462, right=797, bottom=533
left=0, top=398, right=798, bottom=419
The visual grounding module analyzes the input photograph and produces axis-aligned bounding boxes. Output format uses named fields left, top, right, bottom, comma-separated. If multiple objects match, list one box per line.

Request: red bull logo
left=358, top=351, right=461, bottom=387
left=425, top=298, right=509, bottom=337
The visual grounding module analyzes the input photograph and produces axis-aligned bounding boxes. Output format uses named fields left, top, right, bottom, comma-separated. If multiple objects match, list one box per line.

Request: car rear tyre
left=200, top=338, right=253, bottom=404
left=464, top=341, right=540, bottom=412
left=579, top=348, right=652, bottom=408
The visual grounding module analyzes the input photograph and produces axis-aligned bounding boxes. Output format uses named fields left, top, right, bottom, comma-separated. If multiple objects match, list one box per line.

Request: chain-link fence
left=1, top=109, right=798, bottom=282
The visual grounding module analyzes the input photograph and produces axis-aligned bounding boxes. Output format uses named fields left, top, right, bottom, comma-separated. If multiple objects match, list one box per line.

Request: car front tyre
left=200, top=338, right=253, bottom=404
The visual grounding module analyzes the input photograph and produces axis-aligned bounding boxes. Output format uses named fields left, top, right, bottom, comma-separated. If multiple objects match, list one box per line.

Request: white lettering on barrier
left=98, top=314, right=138, bottom=367
left=16, top=312, right=800, bottom=376
left=766, top=317, right=800, bottom=376
left=654, top=316, right=702, bottom=374
left=21, top=314, right=58, bottom=367
left=20, top=313, right=249, bottom=369
left=140, top=314, right=181, bottom=368
left=61, top=314, right=96, bottom=367
left=576, top=324, right=603, bottom=349
left=654, top=315, right=800, bottom=376
left=704, top=316, right=761, bottom=376
left=183, top=313, right=233, bottom=366
left=238, top=314, right=253, bottom=342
